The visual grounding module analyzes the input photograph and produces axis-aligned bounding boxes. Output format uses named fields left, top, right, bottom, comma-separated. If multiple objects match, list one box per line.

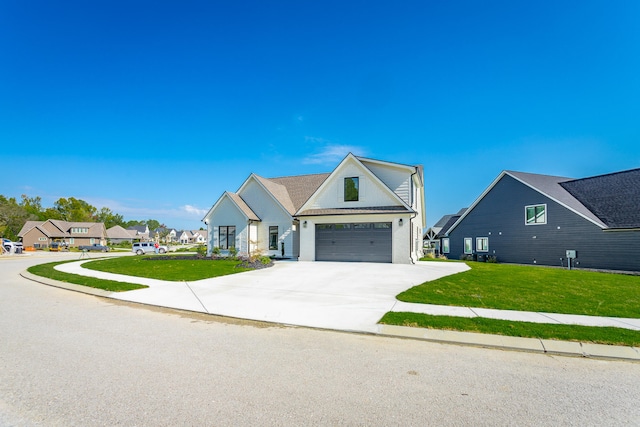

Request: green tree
left=0, top=196, right=35, bottom=240
left=20, top=195, right=45, bottom=220
left=53, top=197, right=97, bottom=222
left=96, top=207, right=124, bottom=229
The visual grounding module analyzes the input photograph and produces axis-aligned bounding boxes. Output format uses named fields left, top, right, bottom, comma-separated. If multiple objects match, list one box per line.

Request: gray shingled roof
left=506, top=171, right=607, bottom=228
left=256, top=173, right=330, bottom=215
left=560, top=168, right=640, bottom=229
left=226, top=192, right=261, bottom=221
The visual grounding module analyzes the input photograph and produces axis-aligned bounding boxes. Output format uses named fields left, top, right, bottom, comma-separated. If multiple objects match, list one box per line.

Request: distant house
left=127, top=225, right=150, bottom=241
left=153, top=227, right=178, bottom=243
left=441, top=168, right=640, bottom=272
left=203, top=153, right=426, bottom=263
left=423, top=208, right=467, bottom=255
left=19, top=220, right=108, bottom=249
left=177, top=230, right=208, bottom=244
left=107, top=225, right=138, bottom=244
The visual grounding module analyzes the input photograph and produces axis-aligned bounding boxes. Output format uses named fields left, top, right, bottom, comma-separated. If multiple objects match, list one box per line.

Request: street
left=1, top=254, right=639, bottom=426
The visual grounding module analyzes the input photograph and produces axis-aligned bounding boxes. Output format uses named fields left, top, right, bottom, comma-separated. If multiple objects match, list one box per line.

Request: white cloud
left=182, top=204, right=207, bottom=216
left=302, top=141, right=367, bottom=165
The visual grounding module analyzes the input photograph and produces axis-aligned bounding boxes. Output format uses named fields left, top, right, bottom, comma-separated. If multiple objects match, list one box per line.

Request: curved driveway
left=56, top=260, right=470, bottom=332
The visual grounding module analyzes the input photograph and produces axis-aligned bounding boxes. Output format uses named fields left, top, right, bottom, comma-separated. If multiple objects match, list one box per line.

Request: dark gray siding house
left=442, top=169, right=640, bottom=272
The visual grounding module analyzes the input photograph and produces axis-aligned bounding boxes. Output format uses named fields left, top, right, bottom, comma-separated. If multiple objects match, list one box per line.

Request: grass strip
left=401, top=261, right=640, bottom=318
left=27, top=260, right=147, bottom=292
left=379, top=312, right=640, bottom=347
left=82, top=256, right=250, bottom=281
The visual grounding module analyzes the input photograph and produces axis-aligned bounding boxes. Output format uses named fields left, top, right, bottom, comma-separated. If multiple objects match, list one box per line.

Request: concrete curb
left=20, top=270, right=115, bottom=298
left=377, top=324, right=640, bottom=362
left=21, top=270, right=640, bottom=362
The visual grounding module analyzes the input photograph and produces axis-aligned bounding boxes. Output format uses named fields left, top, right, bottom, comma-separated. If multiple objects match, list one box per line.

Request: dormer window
left=344, top=177, right=359, bottom=202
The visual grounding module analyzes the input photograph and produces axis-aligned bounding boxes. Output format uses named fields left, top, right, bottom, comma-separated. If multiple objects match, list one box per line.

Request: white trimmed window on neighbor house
left=525, top=204, right=546, bottom=225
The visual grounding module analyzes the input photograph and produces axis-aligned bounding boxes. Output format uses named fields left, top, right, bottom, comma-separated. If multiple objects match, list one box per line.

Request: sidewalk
left=22, top=259, right=640, bottom=362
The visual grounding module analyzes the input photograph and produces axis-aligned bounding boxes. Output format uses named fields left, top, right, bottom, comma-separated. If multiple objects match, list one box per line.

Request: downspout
left=408, top=167, right=419, bottom=264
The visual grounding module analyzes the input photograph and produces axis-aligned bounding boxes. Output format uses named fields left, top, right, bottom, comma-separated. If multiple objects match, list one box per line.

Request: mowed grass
left=82, top=255, right=251, bottom=281
left=28, top=260, right=147, bottom=292
left=398, top=261, right=640, bottom=318
left=382, top=261, right=640, bottom=346
left=379, top=312, right=640, bottom=347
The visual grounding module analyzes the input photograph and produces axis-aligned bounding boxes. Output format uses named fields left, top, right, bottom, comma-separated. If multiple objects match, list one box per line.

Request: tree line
left=0, top=194, right=164, bottom=241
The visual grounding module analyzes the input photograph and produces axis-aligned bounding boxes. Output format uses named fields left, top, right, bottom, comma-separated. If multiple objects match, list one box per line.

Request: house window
left=476, top=237, right=488, bottom=252
left=269, top=226, right=278, bottom=250
left=344, top=177, right=359, bottom=202
left=90, top=238, right=95, bottom=244
left=526, top=204, right=547, bottom=225
left=219, top=226, right=236, bottom=250
left=69, top=238, right=74, bottom=244
left=38, top=237, right=47, bottom=241
left=442, top=238, right=450, bottom=254
left=464, top=238, right=473, bottom=254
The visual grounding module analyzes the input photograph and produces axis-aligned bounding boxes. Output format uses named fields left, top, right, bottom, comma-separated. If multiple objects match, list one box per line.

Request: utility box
left=566, top=250, right=577, bottom=259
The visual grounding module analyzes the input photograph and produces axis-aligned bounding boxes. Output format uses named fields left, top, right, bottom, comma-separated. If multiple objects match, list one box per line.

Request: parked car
left=2, top=238, right=23, bottom=254
left=132, top=242, right=168, bottom=255
left=78, top=243, right=110, bottom=252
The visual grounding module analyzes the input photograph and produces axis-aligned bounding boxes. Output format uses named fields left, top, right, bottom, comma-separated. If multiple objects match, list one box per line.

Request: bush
left=196, top=245, right=207, bottom=257
left=229, top=246, right=238, bottom=258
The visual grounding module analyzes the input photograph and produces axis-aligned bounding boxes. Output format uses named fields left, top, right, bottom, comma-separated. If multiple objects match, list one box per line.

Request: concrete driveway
left=56, top=260, right=469, bottom=332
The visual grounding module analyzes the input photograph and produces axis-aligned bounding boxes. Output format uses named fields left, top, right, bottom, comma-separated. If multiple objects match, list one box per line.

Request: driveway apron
left=55, top=261, right=470, bottom=333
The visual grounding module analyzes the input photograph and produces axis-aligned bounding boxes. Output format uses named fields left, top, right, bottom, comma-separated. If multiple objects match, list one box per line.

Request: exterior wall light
left=398, top=218, right=403, bottom=226
left=303, top=221, right=308, bottom=228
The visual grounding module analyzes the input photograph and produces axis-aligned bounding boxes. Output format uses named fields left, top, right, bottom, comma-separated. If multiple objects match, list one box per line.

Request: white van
left=132, top=242, right=168, bottom=255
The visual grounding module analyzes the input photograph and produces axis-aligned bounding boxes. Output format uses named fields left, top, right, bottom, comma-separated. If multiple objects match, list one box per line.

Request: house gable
left=297, top=153, right=411, bottom=215
left=237, top=176, right=293, bottom=221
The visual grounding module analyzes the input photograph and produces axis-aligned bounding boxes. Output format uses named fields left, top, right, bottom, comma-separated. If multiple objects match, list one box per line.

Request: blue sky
left=1, top=1, right=639, bottom=230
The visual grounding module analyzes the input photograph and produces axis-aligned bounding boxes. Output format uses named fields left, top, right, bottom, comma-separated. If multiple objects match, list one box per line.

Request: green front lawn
left=28, top=261, right=148, bottom=292
left=82, top=255, right=251, bottom=281
left=399, top=261, right=640, bottom=318
left=379, top=312, right=640, bottom=347
left=382, top=261, right=640, bottom=346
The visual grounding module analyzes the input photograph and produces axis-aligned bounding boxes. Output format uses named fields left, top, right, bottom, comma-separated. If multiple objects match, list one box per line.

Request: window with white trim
left=464, top=238, right=473, bottom=254
left=442, top=238, right=450, bottom=254
left=525, top=204, right=546, bottom=225
left=476, top=237, right=489, bottom=252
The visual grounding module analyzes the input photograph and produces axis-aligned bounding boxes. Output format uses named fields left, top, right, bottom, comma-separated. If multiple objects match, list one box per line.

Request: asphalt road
left=1, top=254, right=640, bottom=426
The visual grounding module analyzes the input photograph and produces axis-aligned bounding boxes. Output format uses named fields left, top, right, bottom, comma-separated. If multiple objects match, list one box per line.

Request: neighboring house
left=153, top=227, right=178, bottom=243
left=192, top=229, right=207, bottom=244
left=18, top=219, right=108, bottom=249
left=178, top=230, right=193, bottom=244
left=107, top=225, right=138, bottom=244
left=423, top=208, right=467, bottom=255
left=203, top=153, right=426, bottom=263
left=127, top=225, right=150, bottom=241
left=177, top=230, right=208, bottom=244
left=441, top=168, right=640, bottom=272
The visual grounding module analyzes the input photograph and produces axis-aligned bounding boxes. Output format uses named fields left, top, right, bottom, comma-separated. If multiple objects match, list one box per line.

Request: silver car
left=132, top=242, right=168, bottom=255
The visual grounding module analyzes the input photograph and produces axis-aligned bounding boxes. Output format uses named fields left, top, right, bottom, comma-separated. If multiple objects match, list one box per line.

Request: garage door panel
left=315, top=222, right=392, bottom=263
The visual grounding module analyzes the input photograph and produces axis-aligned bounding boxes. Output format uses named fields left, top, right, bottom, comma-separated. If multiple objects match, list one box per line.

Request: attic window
left=344, top=177, right=359, bottom=202
left=525, top=204, right=547, bottom=225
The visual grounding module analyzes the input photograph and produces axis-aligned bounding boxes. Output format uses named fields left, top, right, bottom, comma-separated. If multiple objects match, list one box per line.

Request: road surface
left=1, top=254, right=639, bottom=425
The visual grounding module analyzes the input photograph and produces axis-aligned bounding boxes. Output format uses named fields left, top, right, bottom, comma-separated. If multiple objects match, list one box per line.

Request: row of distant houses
left=424, top=168, right=640, bottom=272
left=17, top=220, right=207, bottom=249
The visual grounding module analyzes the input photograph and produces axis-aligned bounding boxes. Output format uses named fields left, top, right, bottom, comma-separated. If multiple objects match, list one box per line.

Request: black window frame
left=219, top=225, right=236, bottom=250
left=269, top=226, right=278, bottom=250
left=344, top=177, right=359, bottom=202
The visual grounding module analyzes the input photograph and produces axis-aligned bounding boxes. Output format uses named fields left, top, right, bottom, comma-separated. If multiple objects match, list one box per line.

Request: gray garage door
left=315, top=222, right=392, bottom=263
